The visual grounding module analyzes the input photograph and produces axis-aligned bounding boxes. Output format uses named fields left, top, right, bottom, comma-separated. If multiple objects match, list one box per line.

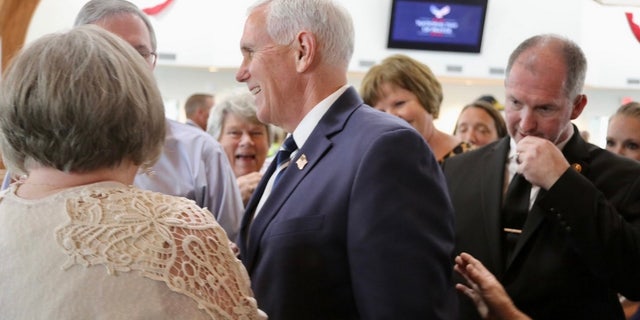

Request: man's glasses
left=139, top=51, right=158, bottom=65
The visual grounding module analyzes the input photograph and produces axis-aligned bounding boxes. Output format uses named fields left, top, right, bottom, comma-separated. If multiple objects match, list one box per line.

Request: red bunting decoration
left=142, top=0, right=174, bottom=16
left=625, top=12, right=640, bottom=43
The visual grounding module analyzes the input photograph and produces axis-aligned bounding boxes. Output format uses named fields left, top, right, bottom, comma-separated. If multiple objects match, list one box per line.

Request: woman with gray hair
left=208, top=90, right=272, bottom=205
left=0, top=26, right=264, bottom=319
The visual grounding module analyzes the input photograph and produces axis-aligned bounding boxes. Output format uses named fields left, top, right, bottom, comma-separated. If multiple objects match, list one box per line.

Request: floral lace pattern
left=55, top=185, right=261, bottom=320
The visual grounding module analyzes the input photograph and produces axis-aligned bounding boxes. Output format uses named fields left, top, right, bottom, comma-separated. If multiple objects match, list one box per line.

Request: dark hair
left=453, top=100, right=508, bottom=138
left=477, top=95, right=497, bottom=105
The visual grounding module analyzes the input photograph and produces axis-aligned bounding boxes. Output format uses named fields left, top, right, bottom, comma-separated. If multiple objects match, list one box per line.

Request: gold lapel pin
left=296, top=154, right=308, bottom=170
left=571, top=163, right=582, bottom=173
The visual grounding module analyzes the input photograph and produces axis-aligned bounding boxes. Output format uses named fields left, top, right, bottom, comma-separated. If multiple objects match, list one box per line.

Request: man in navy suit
left=235, top=0, right=457, bottom=319
left=444, top=34, right=640, bottom=319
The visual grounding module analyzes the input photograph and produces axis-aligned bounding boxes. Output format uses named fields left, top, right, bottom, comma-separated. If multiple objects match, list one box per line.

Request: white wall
left=24, top=0, right=640, bottom=147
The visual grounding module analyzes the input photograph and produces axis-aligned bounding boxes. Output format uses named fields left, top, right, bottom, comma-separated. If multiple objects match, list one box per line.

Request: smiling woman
left=207, top=90, right=271, bottom=205
left=360, top=53, right=472, bottom=163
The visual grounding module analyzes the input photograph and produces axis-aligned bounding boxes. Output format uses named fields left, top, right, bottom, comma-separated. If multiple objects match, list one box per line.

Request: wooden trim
left=0, top=0, right=39, bottom=170
left=1, top=0, right=40, bottom=72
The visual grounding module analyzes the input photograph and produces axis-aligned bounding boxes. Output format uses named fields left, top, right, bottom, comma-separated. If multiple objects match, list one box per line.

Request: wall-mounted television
left=387, top=0, right=488, bottom=53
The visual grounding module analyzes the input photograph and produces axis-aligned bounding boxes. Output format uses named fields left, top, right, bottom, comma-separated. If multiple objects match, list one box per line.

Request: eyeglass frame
left=139, top=51, right=158, bottom=65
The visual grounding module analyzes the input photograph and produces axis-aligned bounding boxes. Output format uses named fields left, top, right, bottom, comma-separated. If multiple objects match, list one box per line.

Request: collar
left=291, top=84, right=350, bottom=149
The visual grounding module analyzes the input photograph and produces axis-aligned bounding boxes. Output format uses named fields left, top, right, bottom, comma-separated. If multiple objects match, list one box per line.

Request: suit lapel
left=480, top=138, right=511, bottom=274
left=237, top=160, right=276, bottom=258
left=506, top=126, right=592, bottom=268
left=241, top=87, right=364, bottom=272
left=243, top=137, right=332, bottom=271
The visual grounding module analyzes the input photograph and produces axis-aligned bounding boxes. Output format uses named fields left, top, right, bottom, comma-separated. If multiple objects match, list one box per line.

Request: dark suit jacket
left=443, top=128, right=640, bottom=319
left=238, top=87, right=458, bottom=320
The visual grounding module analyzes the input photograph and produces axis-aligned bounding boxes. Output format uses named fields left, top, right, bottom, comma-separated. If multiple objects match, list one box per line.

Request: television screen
left=387, top=0, right=488, bottom=53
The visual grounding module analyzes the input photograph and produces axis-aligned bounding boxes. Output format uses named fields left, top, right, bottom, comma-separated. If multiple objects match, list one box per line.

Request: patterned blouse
left=0, top=181, right=266, bottom=320
left=439, top=141, right=474, bottom=164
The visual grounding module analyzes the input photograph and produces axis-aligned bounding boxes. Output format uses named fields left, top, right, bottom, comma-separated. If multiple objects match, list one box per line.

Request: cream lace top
left=0, top=181, right=266, bottom=319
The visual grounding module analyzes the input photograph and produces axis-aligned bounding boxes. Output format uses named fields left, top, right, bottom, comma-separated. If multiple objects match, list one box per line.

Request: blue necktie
left=273, top=136, right=298, bottom=186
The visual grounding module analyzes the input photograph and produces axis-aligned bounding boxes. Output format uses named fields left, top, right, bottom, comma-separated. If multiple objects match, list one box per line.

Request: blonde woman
left=361, top=54, right=472, bottom=163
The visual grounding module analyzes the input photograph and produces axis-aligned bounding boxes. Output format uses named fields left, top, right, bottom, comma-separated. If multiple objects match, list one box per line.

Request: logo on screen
left=415, top=5, right=458, bottom=37
left=388, top=0, right=487, bottom=53
left=430, top=5, right=451, bottom=19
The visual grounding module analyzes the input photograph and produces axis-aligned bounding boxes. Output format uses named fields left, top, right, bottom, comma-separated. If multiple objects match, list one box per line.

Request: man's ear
left=294, top=31, right=316, bottom=73
left=570, top=94, right=587, bottom=120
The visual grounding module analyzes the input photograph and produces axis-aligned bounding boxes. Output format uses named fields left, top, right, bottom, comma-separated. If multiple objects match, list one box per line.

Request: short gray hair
left=0, top=25, right=165, bottom=174
left=207, top=90, right=271, bottom=144
left=74, top=0, right=157, bottom=51
left=248, top=0, right=354, bottom=69
left=506, top=34, right=586, bottom=101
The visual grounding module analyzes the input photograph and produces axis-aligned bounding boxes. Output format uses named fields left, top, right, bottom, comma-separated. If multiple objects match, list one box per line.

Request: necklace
left=14, top=181, right=72, bottom=199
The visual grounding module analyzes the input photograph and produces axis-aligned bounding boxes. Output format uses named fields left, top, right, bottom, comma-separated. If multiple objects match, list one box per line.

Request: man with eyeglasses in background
left=75, top=0, right=244, bottom=241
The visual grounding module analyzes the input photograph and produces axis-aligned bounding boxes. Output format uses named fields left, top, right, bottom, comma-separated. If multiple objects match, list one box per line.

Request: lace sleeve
left=56, top=185, right=264, bottom=320
left=167, top=204, right=262, bottom=319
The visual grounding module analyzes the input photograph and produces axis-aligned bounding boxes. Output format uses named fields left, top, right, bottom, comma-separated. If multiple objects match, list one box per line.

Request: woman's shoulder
left=60, top=183, right=263, bottom=319
left=60, top=184, right=224, bottom=260
left=439, top=140, right=474, bottom=164
left=71, top=183, right=218, bottom=222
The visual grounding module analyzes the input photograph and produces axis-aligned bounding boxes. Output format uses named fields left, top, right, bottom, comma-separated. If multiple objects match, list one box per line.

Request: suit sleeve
left=537, top=167, right=640, bottom=299
left=347, top=128, right=458, bottom=319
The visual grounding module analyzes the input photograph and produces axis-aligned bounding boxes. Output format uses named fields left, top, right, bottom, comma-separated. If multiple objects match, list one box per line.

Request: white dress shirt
left=254, top=85, right=350, bottom=217
left=505, top=126, right=574, bottom=209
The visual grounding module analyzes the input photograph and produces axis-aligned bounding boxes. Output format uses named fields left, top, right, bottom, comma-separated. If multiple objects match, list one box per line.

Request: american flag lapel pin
left=296, top=154, right=308, bottom=170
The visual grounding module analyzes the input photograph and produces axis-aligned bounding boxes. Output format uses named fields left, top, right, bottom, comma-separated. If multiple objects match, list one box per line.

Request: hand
left=228, top=241, right=240, bottom=257
left=454, top=252, right=530, bottom=320
left=237, top=171, right=263, bottom=205
left=515, top=136, right=569, bottom=190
